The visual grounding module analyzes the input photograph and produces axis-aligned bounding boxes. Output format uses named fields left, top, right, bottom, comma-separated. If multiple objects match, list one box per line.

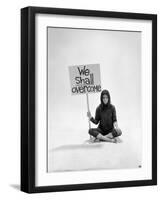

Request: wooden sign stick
left=86, top=92, right=92, bottom=140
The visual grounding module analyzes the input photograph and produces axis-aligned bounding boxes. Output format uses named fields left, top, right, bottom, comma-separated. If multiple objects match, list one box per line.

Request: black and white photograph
left=20, top=6, right=157, bottom=193
left=47, top=27, right=142, bottom=172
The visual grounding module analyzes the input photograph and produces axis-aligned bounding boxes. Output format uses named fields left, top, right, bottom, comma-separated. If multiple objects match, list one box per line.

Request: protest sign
left=69, top=64, right=101, bottom=132
left=69, top=64, right=101, bottom=95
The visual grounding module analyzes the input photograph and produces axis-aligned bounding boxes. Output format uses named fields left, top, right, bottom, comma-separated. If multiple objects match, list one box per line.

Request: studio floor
left=48, top=131, right=141, bottom=172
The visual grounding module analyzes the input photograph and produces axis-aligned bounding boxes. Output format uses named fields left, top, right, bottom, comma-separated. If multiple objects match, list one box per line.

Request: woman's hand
left=113, top=121, right=119, bottom=130
left=87, top=111, right=92, bottom=119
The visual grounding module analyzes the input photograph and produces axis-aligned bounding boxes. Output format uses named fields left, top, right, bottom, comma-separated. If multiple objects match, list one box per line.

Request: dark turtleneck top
left=90, top=104, right=117, bottom=133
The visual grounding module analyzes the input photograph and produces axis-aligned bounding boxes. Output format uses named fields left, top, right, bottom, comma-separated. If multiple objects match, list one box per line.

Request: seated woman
left=87, top=89, right=122, bottom=143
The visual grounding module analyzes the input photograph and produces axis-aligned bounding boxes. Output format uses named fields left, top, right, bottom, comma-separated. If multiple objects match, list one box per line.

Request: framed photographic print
left=21, top=6, right=157, bottom=193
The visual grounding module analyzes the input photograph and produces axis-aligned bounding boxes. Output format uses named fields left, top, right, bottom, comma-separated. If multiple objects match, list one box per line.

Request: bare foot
left=94, top=138, right=100, bottom=142
left=106, top=135, right=113, bottom=139
left=111, top=138, right=117, bottom=143
left=105, top=132, right=113, bottom=139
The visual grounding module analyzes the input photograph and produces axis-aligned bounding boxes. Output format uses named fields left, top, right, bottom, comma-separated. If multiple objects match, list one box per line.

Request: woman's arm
left=112, top=106, right=119, bottom=129
left=87, top=107, right=100, bottom=125
left=90, top=116, right=99, bottom=125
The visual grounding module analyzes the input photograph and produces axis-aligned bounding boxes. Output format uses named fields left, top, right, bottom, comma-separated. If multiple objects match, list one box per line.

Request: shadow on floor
left=50, top=142, right=103, bottom=152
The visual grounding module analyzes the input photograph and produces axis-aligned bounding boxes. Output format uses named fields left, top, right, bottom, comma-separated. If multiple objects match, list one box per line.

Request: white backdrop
left=0, top=0, right=160, bottom=199
left=48, top=27, right=142, bottom=171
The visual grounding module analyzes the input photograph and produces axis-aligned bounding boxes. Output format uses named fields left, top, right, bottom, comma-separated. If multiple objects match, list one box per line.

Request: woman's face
left=102, top=94, right=108, bottom=105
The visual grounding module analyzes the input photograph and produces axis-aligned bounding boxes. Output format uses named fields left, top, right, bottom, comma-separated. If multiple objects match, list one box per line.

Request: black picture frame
left=21, top=6, right=157, bottom=193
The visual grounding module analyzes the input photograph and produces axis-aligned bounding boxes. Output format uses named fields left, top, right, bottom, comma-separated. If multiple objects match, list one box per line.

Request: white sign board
left=69, top=64, right=101, bottom=95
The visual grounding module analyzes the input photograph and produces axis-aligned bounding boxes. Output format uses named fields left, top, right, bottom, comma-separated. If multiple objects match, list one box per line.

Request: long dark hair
left=100, top=89, right=111, bottom=109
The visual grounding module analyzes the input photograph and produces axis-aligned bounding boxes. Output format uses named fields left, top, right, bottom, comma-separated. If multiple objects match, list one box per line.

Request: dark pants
left=88, top=127, right=122, bottom=138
